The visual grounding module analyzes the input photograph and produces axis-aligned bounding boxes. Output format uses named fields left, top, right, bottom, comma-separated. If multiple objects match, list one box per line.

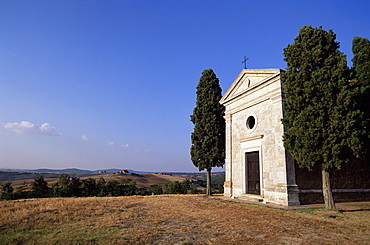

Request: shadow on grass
left=339, top=208, right=370, bottom=213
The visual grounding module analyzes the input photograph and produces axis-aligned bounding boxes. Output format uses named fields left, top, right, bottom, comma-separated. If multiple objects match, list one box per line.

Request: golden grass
left=1, top=195, right=369, bottom=244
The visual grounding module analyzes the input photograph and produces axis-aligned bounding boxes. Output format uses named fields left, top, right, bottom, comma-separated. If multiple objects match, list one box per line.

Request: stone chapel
left=220, top=69, right=299, bottom=205
left=220, top=69, right=370, bottom=206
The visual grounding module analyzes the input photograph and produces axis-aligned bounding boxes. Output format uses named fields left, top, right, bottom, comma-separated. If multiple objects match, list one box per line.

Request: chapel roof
left=220, top=69, right=283, bottom=105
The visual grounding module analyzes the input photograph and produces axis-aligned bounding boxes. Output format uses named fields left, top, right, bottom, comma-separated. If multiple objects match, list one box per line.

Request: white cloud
left=3, top=121, right=60, bottom=136
left=82, top=135, right=89, bottom=141
left=107, top=141, right=115, bottom=146
left=39, top=123, right=55, bottom=134
left=135, top=148, right=152, bottom=153
left=122, top=144, right=129, bottom=148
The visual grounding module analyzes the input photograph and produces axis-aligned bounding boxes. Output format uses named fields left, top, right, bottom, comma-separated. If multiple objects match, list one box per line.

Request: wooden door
left=246, top=151, right=260, bottom=195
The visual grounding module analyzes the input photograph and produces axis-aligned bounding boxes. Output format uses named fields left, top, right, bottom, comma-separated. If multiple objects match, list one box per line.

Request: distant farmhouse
left=113, top=170, right=130, bottom=175
left=220, top=69, right=370, bottom=205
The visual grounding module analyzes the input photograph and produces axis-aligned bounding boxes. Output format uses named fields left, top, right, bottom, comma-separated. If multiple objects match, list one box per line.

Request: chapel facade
left=220, top=69, right=299, bottom=206
left=220, top=69, right=370, bottom=206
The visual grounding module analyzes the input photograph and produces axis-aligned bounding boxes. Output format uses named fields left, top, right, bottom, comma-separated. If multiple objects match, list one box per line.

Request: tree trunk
left=206, top=169, right=212, bottom=196
left=322, top=169, right=336, bottom=210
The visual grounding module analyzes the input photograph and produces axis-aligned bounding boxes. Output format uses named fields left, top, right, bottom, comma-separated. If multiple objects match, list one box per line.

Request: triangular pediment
left=220, top=69, right=282, bottom=104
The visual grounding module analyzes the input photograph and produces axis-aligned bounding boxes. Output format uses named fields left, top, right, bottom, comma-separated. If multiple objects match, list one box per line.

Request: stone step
left=238, top=194, right=263, bottom=203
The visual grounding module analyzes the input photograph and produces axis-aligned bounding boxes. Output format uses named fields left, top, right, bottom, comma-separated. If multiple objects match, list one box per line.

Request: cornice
left=240, top=135, right=264, bottom=143
left=220, top=69, right=282, bottom=106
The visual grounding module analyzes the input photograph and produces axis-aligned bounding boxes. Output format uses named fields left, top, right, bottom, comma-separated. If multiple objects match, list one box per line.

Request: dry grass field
left=1, top=195, right=369, bottom=244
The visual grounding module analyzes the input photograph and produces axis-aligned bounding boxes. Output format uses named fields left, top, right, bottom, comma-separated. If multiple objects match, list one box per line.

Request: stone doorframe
left=240, top=136, right=264, bottom=197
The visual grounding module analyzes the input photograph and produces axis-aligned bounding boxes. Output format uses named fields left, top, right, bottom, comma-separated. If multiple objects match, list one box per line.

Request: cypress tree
left=282, top=26, right=367, bottom=209
left=352, top=37, right=370, bottom=151
left=190, top=69, right=225, bottom=196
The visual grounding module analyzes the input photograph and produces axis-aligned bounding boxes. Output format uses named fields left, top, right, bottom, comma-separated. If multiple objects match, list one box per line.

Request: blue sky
left=1, top=1, right=369, bottom=172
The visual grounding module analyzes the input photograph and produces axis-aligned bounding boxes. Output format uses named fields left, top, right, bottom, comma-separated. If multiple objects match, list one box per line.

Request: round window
left=246, top=116, right=256, bottom=130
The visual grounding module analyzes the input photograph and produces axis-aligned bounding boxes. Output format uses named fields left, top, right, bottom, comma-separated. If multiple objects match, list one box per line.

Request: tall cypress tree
left=352, top=37, right=370, bottom=151
left=282, top=26, right=367, bottom=209
left=190, top=69, right=225, bottom=196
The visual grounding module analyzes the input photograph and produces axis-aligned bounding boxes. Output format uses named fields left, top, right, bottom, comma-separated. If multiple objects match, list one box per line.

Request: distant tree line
left=0, top=174, right=226, bottom=200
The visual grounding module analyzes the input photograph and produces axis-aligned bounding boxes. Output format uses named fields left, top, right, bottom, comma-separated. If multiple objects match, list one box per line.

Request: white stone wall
left=221, top=69, right=299, bottom=206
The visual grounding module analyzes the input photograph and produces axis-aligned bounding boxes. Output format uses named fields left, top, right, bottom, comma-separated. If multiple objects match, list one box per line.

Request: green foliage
left=166, top=181, right=183, bottom=194
left=54, top=174, right=70, bottom=197
left=189, top=172, right=224, bottom=193
left=14, top=181, right=29, bottom=199
left=352, top=37, right=370, bottom=91
left=97, top=177, right=106, bottom=189
left=1, top=181, right=14, bottom=200
left=211, top=173, right=225, bottom=193
left=193, top=178, right=206, bottom=188
left=127, top=180, right=137, bottom=196
left=69, top=177, right=82, bottom=197
left=52, top=175, right=83, bottom=197
left=190, top=69, right=225, bottom=172
left=31, top=176, right=50, bottom=198
left=82, top=178, right=97, bottom=197
left=106, top=180, right=123, bottom=196
left=165, top=179, right=198, bottom=194
left=57, top=174, right=70, bottom=186
left=190, top=183, right=199, bottom=194
left=181, top=178, right=191, bottom=193
left=104, top=179, right=137, bottom=196
left=282, top=25, right=367, bottom=171
left=96, top=177, right=108, bottom=197
left=148, top=184, right=163, bottom=195
left=352, top=37, right=370, bottom=149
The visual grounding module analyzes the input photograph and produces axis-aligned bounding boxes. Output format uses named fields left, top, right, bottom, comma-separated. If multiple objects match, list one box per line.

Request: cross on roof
left=242, top=56, right=249, bottom=69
